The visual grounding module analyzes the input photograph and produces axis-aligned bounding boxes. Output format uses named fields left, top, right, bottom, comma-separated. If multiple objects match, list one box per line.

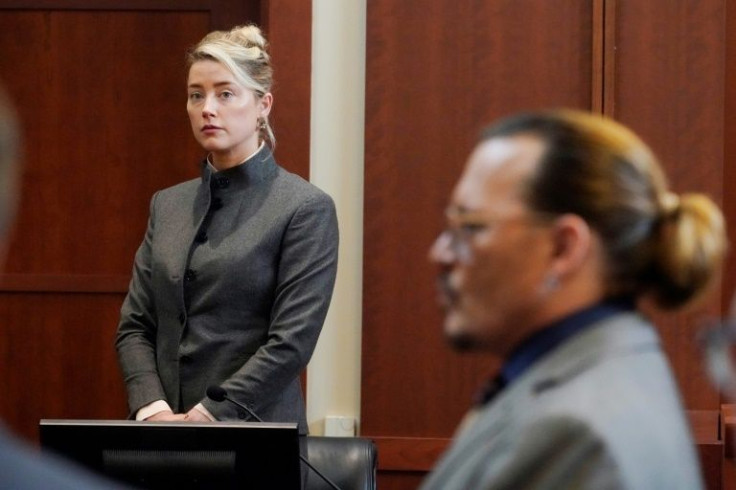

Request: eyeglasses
left=434, top=208, right=494, bottom=261
left=435, top=207, right=550, bottom=262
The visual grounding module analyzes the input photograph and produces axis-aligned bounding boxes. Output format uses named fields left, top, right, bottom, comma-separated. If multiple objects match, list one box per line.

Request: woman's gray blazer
left=115, top=145, right=338, bottom=433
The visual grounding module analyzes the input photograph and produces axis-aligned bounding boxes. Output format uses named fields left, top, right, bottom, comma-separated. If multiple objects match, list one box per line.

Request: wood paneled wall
left=613, top=0, right=726, bottom=411
left=363, top=1, right=731, bottom=488
left=363, top=3, right=594, bottom=487
left=363, top=0, right=594, bottom=434
left=723, top=0, right=736, bottom=484
left=0, top=0, right=312, bottom=442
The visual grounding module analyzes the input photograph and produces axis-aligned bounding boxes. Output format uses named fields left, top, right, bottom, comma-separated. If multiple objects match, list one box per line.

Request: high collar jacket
left=116, top=146, right=338, bottom=432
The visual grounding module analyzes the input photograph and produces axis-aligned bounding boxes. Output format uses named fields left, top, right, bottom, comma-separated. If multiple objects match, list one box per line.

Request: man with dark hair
left=421, top=110, right=717, bottom=489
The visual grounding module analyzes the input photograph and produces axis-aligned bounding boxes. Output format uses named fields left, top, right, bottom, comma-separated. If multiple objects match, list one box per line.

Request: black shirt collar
left=476, top=297, right=636, bottom=405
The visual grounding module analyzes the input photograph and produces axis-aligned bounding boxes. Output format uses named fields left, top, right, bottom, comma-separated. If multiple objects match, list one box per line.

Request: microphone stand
left=208, top=389, right=342, bottom=490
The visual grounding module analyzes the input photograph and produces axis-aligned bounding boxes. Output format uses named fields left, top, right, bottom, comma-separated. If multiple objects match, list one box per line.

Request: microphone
left=206, top=386, right=262, bottom=421
left=206, top=385, right=342, bottom=490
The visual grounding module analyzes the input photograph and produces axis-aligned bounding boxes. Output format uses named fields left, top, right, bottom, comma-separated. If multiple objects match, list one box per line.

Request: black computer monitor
left=39, top=419, right=301, bottom=489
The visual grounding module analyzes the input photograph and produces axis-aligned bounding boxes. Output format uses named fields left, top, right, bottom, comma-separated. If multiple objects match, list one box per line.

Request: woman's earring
left=258, top=117, right=267, bottom=130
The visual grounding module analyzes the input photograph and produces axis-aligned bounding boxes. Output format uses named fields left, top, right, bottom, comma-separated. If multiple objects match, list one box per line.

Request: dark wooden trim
left=602, top=0, right=617, bottom=117
left=723, top=404, right=736, bottom=459
left=0, top=274, right=130, bottom=293
left=591, top=0, right=605, bottom=114
left=0, top=0, right=209, bottom=10
left=592, top=0, right=617, bottom=116
left=724, top=0, right=736, bottom=317
left=369, top=410, right=719, bottom=472
left=367, top=436, right=450, bottom=472
left=690, top=409, right=721, bottom=443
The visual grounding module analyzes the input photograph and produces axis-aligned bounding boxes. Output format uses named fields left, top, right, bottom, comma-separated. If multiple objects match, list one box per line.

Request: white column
left=307, top=0, right=366, bottom=436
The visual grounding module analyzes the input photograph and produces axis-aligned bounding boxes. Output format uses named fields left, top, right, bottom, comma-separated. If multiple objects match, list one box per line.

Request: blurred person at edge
left=0, top=86, right=126, bottom=489
left=422, top=109, right=726, bottom=490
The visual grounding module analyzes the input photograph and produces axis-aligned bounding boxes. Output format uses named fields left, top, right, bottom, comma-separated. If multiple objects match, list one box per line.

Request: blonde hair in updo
left=187, top=24, right=275, bottom=147
left=482, top=109, right=727, bottom=310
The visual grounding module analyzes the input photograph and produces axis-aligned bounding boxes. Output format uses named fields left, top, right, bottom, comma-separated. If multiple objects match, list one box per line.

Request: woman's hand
left=184, top=407, right=212, bottom=422
left=145, top=410, right=187, bottom=422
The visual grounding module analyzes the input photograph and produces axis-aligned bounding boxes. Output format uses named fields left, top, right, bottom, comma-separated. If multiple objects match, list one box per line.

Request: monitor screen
left=39, top=419, right=301, bottom=489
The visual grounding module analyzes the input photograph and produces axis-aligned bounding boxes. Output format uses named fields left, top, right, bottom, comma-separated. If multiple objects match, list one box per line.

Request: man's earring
left=542, top=273, right=560, bottom=293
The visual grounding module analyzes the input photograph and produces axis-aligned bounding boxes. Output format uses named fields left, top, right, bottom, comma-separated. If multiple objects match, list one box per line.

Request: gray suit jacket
left=116, top=146, right=338, bottom=433
left=421, top=312, right=703, bottom=489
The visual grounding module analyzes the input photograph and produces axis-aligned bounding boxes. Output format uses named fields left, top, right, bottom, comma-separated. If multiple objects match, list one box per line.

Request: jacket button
left=214, top=177, right=230, bottom=189
left=184, top=269, right=197, bottom=282
left=237, top=409, right=247, bottom=419
left=211, top=198, right=224, bottom=210
left=195, top=231, right=208, bottom=243
left=180, top=354, right=192, bottom=363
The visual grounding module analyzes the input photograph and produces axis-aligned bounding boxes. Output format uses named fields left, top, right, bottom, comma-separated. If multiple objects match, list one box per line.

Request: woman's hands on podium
left=144, top=410, right=186, bottom=422
left=143, top=407, right=212, bottom=422
left=183, top=407, right=211, bottom=422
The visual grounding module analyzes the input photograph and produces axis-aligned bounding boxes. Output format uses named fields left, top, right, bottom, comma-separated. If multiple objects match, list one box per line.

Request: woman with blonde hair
left=116, top=23, right=338, bottom=448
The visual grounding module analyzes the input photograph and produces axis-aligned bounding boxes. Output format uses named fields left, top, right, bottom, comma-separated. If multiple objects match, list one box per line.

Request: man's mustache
left=436, top=272, right=459, bottom=308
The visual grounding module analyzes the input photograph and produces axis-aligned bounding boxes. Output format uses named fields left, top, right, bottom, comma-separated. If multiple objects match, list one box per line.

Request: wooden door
left=363, top=1, right=595, bottom=487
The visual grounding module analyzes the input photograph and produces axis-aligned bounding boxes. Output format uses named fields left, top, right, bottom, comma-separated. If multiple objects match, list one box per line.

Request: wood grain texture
left=723, top=404, right=736, bottom=490
left=371, top=436, right=450, bottom=472
left=613, top=0, right=726, bottom=410
left=592, top=0, right=605, bottom=113
left=724, top=404, right=736, bottom=459
left=0, top=274, right=129, bottom=292
left=0, top=9, right=208, bottom=276
left=0, top=5, right=211, bottom=442
left=261, top=0, right=312, bottom=179
left=362, top=0, right=593, bottom=439
left=0, top=0, right=210, bottom=9
left=591, top=0, right=616, bottom=115
left=376, top=471, right=426, bottom=490
left=0, top=293, right=129, bottom=441
left=725, top=0, right=736, bottom=332
left=691, top=409, right=724, bottom=490
left=602, top=0, right=617, bottom=117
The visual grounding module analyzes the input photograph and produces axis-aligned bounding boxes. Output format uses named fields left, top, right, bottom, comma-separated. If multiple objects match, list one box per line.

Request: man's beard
left=446, top=329, right=481, bottom=352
